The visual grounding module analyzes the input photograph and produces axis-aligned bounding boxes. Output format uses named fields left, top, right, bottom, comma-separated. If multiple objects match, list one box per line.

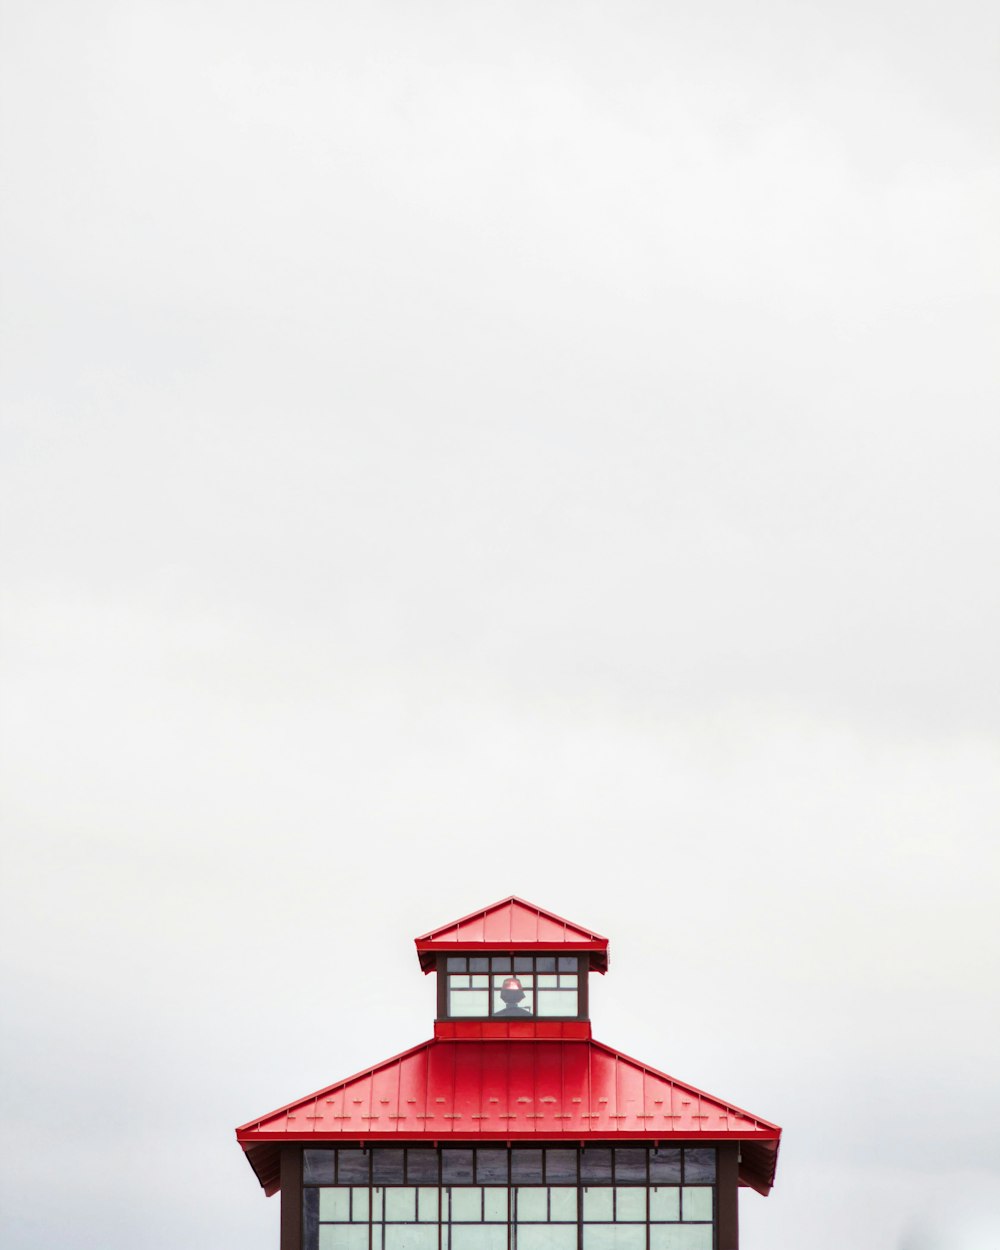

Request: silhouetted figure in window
left=493, top=976, right=532, bottom=1017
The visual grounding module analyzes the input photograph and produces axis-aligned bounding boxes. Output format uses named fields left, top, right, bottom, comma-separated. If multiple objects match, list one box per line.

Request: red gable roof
left=415, top=896, right=610, bottom=972
left=236, top=1036, right=780, bottom=1198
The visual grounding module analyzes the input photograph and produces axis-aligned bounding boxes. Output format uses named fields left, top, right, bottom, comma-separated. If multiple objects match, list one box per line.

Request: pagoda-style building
left=237, top=897, right=781, bottom=1250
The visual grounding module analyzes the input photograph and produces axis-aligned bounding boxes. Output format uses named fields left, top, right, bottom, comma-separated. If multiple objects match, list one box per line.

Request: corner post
left=280, top=1146, right=303, bottom=1250
left=716, top=1143, right=739, bottom=1250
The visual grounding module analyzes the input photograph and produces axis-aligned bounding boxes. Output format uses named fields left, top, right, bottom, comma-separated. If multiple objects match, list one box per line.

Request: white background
left=1, top=3, right=998, bottom=1248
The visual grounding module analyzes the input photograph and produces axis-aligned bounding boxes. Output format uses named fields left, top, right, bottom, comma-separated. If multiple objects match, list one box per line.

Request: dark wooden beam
left=280, top=1146, right=303, bottom=1250
left=717, top=1143, right=739, bottom=1250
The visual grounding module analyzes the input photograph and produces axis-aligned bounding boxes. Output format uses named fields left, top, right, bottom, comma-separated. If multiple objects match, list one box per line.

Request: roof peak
left=414, top=896, right=609, bottom=972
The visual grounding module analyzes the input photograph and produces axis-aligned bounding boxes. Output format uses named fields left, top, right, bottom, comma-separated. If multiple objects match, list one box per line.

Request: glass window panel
left=650, top=1187, right=681, bottom=1221
left=514, top=1187, right=548, bottom=1221
left=338, top=1150, right=370, bottom=1183
left=319, top=1189, right=351, bottom=1221
left=417, top=1188, right=439, bottom=1221
left=616, top=1188, right=646, bottom=1221
left=536, top=956, right=556, bottom=972
left=549, top=1188, right=577, bottom=1221
left=450, top=989, right=490, bottom=1016
left=374, top=1150, right=406, bottom=1184
left=536, top=990, right=577, bottom=1017
left=471, top=974, right=489, bottom=988
left=469, top=957, right=490, bottom=972
left=513, top=957, right=534, bottom=972
left=483, top=1188, right=508, bottom=1221
left=558, top=956, right=578, bottom=971
left=320, top=1228, right=368, bottom=1250
left=351, top=1189, right=370, bottom=1222
left=385, top=1228, right=437, bottom=1250
left=614, top=1148, right=647, bottom=1182
left=449, top=974, right=471, bottom=989
left=511, top=1150, right=543, bottom=1183
left=450, top=1188, right=483, bottom=1221
left=491, top=957, right=512, bottom=972
left=384, top=1188, right=416, bottom=1221
left=583, top=1227, right=645, bottom=1250
left=580, top=1149, right=613, bottom=1183
left=545, top=1150, right=577, bottom=1183
left=475, top=1149, right=508, bottom=1184
left=447, top=958, right=468, bottom=971
left=304, top=1189, right=319, bottom=1250
left=582, top=1188, right=614, bottom=1222
left=558, top=974, right=578, bottom=988
left=493, top=988, right=535, bottom=1016
left=649, top=1149, right=681, bottom=1184
left=681, top=1187, right=713, bottom=1221
left=517, top=974, right=534, bottom=987
left=537, top=974, right=558, bottom=988
left=442, top=1150, right=475, bottom=1184
left=451, top=1228, right=506, bottom=1250
left=372, top=1190, right=384, bottom=1222
left=650, top=1228, right=713, bottom=1250
left=517, top=1226, right=576, bottom=1250
left=683, top=1149, right=716, bottom=1183
left=407, top=1150, right=440, bottom=1184
left=305, top=1150, right=336, bottom=1185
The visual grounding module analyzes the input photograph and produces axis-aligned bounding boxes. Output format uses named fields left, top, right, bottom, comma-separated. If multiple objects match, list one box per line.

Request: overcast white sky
left=1, top=2, right=998, bottom=1248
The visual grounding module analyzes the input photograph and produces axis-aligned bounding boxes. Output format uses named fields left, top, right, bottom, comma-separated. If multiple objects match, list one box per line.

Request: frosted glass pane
left=320, top=1228, right=368, bottom=1250
left=517, top=1226, right=576, bottom=1250
left=483, top=1188, right=508, bottom=1221
left=536, top=990, right=577, bottom=1017
left=451, top=1188, right=482, bottom=1221
left=385, top=1188, right=416, bottom=1221
left=418, top=1189, right=440, bottom=1221
left=471, top=975, right=489, bottom=988
left=319, top=1189, right=350, bottom=1221
left=650, top=1187, right=681, bottom=1220
left=452, top=1227, right=507, bottom=1250
left=682, top=1188, right=712, bottom=1221
left=583, top=1227, right=645, bottom=1250
left=650, top=1227, right=713, bottom=1250
left=583, top=1188, right=613, bottom=1221
left=450, top=989, right=490, bottom=1016
left=616, top=1187, right=646, bottom=1221
left=351, top=1189, right=369, bottom=1222
left=515, top=1188, right=547, bottom=1221
left=385, top=1228, right=438, bottom=1250
left=538, top=974, right=558, bottom=988
left=549, top=1188, right=577, bottom=1221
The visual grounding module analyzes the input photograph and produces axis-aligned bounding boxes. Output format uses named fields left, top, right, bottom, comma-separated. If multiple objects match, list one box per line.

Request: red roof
left=415, top=896, right=610, bottom=972
left=237, top=1036, right=780, bottom=1198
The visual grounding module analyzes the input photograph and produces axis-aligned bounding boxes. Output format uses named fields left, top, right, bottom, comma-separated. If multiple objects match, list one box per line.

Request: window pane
left=536, top=990, right=577, bottom=1017
left=583, top=1227, right=645, bottom=1250
left=476, top=1149, right=508, bottom=1184
left=374, top=1150, right=405, bottom=1184
left=614, top=1148, right=647, bottom=1182
left=471, top=974, right=489, bottom=988
left=385, top=1228, right=437, bottom=1250
left=580, top=1149, right=613, bottom=1183
left=418, top=1188, right=440, bottom=1221
left=483, top=1189, right=508, bottom=1222
left=536, top=957, right=556, bottom=972
left=650, top=1228, right=713, bottom=1250
left=305, top=1151, right=336, bottom=1185
left=558, top=957, right=578, bottom=972
left=649, top=1149, right=681, bottom=1184
left=558, top=974, right=578, bottom=988
left=513, top=957, right=534, bottom=972
left=351, top=1189, right=370, bottom=1222
left=517, top=1227, right=576, bottom=1250
left=582, top=1188, right=613, bottom=1222
left=491, top=957, right=512, bottom=972
left=537, top=974, right=558, bottom=988
left=470, top=957, right=490, bottom=972
left=407, top=1151, right=439, bottom=1184
left=338, top=1151, right=370, bottom=1183
left=492, top=987, right=535, bottom=1016
left=320, top=1228, right=368, bottom=1250
left=681, top=1187, right=713, bottom=1221
left=319, top=1189, right=350, bottom=1221
left=450, top=974, right=470, bottom=989
left=683, top=1149, right=716, bottom=1183
left=549, top=1188, right=577, bottom=1221
left=616, top=1188, right=646, bottom=1221
left=442, top=1151, right=475, bottom=1184
left=451, top=1187, right=483, bottom=1221
left=545, top=1150, right=577, bottom=1183
left=385, top=1188, right=416, bottom=1221
left=449, top=989, right=490, bottom=1016
left=304, top=1189, right=319, bottom=1250
left=447, top=958, right=468, bottom=971
left=510, top=1150, right=543, bottom=1183
left=452, top=1228, right=506, bottom=1250
left=650, top=1186, right=681, bottom=1220
left=372, top=1190, right=383, bottom=1222
left=515, top=1188, right=547, bottom=1221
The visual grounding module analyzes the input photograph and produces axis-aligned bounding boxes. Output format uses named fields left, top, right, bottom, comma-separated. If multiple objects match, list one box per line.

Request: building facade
left=237, top=897, right=781, bottom=1250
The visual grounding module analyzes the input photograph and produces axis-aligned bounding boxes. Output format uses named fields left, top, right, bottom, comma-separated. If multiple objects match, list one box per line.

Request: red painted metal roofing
left=236, top=1036, right=780, bottom=1196
left=415, top=897, right=610, bottom=972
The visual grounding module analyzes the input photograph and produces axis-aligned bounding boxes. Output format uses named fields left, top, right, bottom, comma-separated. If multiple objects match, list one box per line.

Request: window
left=442, top=956, right=582, bottom=1019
